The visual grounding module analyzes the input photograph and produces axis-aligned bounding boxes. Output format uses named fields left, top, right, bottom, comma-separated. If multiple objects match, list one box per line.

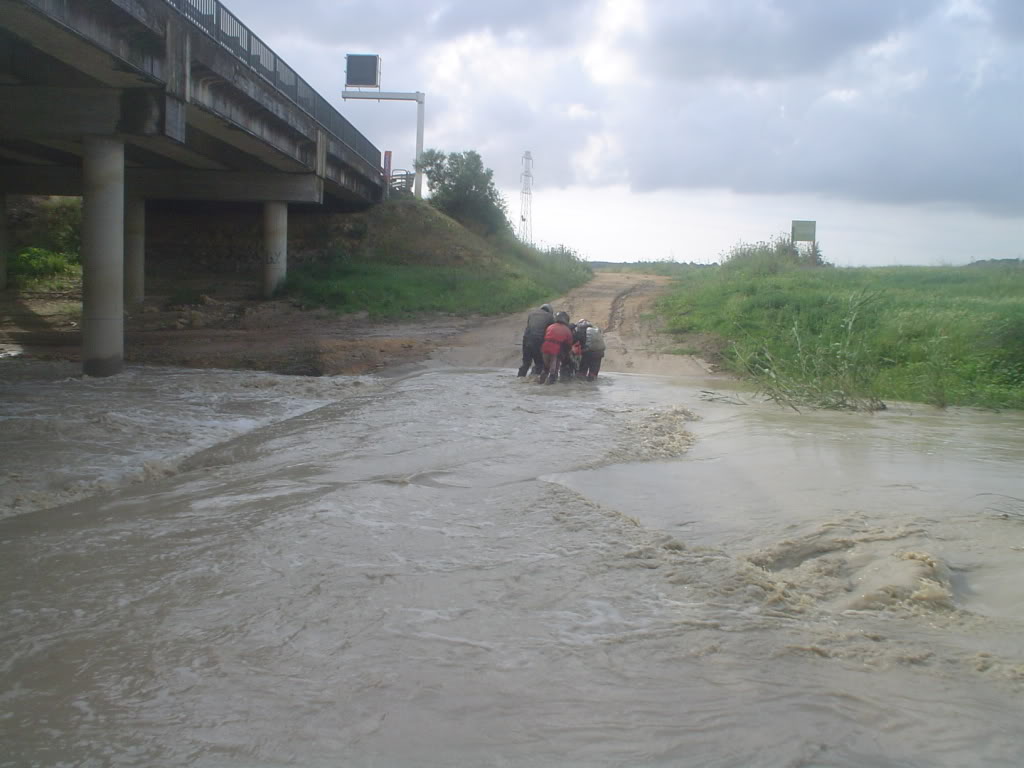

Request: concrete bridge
left=0, top=0, right=385, bottom=375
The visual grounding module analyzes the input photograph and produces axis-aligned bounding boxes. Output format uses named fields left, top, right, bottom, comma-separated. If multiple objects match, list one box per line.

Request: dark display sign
left=346, top=55, right=380, bottom=88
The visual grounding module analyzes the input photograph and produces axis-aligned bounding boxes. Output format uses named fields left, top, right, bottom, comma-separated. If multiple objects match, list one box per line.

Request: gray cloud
left=637, top=0, right=940, bottom=81
left=614, top=5, right=1023, bottom=215
left=235, top=0, right=588, bottom=50
left=244, top=0, right=1021, bottom=217
left=426, top=1, right=587, bottom=45
left=986, top=0, right=1024, bottom=40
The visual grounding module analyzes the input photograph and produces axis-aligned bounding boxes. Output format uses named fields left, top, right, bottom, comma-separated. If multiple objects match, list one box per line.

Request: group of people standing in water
left=517, top=303, right=607, bottom=384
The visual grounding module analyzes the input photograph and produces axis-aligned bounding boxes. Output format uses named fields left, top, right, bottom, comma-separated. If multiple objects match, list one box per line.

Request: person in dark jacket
left=576, top=319, right=606, bottom=381
left=518, top=303, right=554, bottom=376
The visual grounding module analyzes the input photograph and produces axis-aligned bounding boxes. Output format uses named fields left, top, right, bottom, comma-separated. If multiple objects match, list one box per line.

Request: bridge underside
left=0, top=0, right=384, bottom=375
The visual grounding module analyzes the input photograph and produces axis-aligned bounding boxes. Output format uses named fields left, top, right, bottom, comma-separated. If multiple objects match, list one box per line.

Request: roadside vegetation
left=656, top=237, right=1024, bottom=411
left=5, top=152, right=591, bottom=321
left=286, top=148, right=591, bottom=317
left=286, top=220, right=590, bottom=317
left=3, top=197, right=82, bottom=290
left=594, top=259, right=712, bottom=277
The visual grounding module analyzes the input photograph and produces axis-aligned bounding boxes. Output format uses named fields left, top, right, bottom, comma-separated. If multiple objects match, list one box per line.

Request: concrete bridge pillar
left=81, top=136, right=124, bottom=377
left=262, top=201, right=287, bottom=298
left=124, top=197, right=145, bottom=306
left=0, top=195, right=8, bottom=291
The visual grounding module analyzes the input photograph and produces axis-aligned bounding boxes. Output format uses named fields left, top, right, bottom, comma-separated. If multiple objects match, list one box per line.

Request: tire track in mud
left=603, top=280, right=659, bottom=369
left=605, top=281, right=645, bottom=333
left=437, top=272, right=709, bottom=376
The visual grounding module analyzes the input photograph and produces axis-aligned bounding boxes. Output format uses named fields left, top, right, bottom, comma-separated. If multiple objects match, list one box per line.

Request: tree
left=416, top=149, right=510, bottom=236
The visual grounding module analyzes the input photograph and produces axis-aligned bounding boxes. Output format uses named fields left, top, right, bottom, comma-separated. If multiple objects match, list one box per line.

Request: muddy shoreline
left=1, top=273, right=721, bottom=377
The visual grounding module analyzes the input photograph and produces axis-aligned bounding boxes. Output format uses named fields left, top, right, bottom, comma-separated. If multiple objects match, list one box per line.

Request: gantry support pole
left=342, top=90, right=426, bottom=199
left=124, top=197, right=145, bottom=306
left=414, top=94, right=425, bottom=198
left=262, top=201, right=287, bottom=298
left=81, top=136, right=125, bottom=377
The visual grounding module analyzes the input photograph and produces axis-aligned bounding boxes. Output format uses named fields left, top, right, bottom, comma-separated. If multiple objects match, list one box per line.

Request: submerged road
left=2, top=360, right=1023, bottom=766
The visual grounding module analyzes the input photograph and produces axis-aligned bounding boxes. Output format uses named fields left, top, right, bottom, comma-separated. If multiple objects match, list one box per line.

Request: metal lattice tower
left=518, top=151, right=533, bottom=245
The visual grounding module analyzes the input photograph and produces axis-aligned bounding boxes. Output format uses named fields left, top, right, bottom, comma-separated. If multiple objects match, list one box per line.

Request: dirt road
left=436, top=272, right=713, bottom=376
left=1, top=272, right=715, bottom=376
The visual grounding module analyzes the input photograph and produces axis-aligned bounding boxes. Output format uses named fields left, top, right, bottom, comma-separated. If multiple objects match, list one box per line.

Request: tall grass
left=659, top=241, right=1024, bottom=410
left=7, top=247, right=81, bottom=289
left=287, top=241, right=592, bottom=318
left=499, top=239, right=593, bottom=296
left=595, top=259, right=708, bottom=277
left=286, top=199, right=592, bottom=317
left=10, top=197, right=81, bottom=258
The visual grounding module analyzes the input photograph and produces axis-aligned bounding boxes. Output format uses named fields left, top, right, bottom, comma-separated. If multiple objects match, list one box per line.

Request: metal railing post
left=162, top=0, right=383, bottom=177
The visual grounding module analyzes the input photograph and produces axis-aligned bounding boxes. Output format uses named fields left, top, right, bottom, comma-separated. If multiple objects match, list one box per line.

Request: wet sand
left=1, top=272, right=717, bottom=377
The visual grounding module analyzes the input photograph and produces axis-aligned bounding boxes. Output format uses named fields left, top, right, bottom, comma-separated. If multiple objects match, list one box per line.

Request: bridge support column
left=0, top=195, right=8, bottom=291
left=124, top=198, right=145, bottom=306
left=262, top=201, right=287, bottom=298
left=81, top=136, right=124, bottom=377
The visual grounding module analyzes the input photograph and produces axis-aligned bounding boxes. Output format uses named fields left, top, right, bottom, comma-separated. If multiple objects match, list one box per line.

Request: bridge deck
left=0, top=0, right=386, bottom=375
left=0, top=0, right=384, bottom=205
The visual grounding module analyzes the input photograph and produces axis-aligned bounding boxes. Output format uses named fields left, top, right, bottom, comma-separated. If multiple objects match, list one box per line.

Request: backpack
left=585, top=326, right=605, bottom=353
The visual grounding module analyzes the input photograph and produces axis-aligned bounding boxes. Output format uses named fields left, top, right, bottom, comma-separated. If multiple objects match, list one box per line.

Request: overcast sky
left=238, top=0, right=1021, bottom=265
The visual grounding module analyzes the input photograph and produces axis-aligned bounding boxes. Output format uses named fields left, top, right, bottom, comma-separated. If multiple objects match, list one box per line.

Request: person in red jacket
left=538, top=311, right=573, bottom=384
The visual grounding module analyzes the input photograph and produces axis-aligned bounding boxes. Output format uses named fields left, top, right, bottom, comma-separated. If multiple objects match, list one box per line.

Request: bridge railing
left=164, top=0, right=382, bottom=176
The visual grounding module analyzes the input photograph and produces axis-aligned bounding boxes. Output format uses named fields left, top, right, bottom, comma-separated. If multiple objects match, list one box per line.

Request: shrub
left=9, top=247, right=77, bottom=279
left=10, top=196, right=81, bottom=260
left=721, top=234, right=830, bottom=275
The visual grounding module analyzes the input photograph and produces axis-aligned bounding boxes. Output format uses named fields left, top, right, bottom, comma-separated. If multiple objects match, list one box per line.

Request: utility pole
left=518, top=151, right=533, bottom=246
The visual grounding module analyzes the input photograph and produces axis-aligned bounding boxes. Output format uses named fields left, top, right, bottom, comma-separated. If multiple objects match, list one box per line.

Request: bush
left=10, top=196, right=81, bottom=260
left=722, top=234, right=830, bottom=274
left=9, top=247, right=77, bottom=279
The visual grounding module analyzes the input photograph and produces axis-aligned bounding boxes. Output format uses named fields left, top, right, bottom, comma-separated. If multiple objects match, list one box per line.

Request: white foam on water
left=0, top=361, right=380, bottom=518
left=3, top=368, right=1024, bottom=766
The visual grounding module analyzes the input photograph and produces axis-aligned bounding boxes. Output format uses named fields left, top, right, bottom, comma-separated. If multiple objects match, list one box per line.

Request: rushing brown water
left=2, top=361, right=1022, bottom=767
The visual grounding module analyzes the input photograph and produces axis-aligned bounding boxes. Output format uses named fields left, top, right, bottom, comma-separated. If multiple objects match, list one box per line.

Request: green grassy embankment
left=655, top=244, right=1024, bottom=410
left=4, top=198, right=590, bottom=325
left=285, top=200, right=592, bottom=317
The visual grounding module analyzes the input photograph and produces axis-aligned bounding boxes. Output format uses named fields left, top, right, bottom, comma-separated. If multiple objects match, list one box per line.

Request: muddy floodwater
left=2, top=360, right=1023, bottom=767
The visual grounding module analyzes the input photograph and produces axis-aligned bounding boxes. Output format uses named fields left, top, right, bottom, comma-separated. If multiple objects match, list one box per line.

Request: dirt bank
left=435, top=272, right=719, bottom=376
left=0, top=273, right=719, bottom=376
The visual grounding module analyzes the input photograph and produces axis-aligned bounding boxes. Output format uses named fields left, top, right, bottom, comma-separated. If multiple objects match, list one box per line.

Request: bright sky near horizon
left=240, top=0, right=1022, bottom=265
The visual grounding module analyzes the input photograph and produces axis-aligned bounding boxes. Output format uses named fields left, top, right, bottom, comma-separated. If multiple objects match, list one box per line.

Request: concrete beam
left=0, top=166, right=323, bottom=203
left=186, top=88, right=315, bottom=173
left=0, top=166, right=83, bottom=196
left=129, top=168, right=323, bottom=203
left=0, top=86, right=164, bottom=138
left=185, top=34, right=318, bottom=148
left=0, top=0, right=165, bottom=87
